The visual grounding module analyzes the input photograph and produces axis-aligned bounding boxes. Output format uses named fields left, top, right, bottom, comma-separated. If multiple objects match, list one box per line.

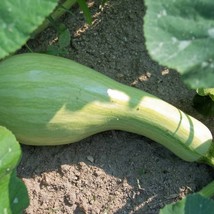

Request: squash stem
left=201, top=142, right=214, bottom=167
left=198, top=180, right=214, bottom=198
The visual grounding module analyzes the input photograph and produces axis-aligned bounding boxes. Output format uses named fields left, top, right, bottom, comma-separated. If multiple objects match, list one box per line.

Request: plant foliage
left=144, top=0, right=214, bottom=88
left=160, top=193, right=214, bottom=214
left=197, top=88, right=214, bottom=101
left=0, top=126, right=29, bottom=213
left=0, top=0, right=58, bottom=59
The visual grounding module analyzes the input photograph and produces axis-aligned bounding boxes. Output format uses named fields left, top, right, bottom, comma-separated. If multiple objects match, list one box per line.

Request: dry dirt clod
left=87, top=155, right=94, bottom=163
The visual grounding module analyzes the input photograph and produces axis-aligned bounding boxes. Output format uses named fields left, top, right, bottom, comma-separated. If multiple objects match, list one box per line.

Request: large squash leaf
left=160, top=193, right=214, bottom=214
left=0, top=0, right=58, bottom=59
left=144, top=0, right=214, bottom=88
left=0, top=126, right=29, bottom=213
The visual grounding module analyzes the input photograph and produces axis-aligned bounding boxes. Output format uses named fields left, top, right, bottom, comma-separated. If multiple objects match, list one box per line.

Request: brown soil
left=17, top=0, right=214, bottom=213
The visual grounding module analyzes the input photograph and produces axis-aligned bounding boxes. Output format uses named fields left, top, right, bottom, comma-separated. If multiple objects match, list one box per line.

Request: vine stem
left=198, top=180, right=214, bottom=198
left=33, top=0, right=76, bottom=36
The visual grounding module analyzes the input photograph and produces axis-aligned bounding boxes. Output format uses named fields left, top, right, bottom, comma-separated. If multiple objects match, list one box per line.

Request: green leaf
left=77, top=0, right=92, bottom=24
left=0, top=127, right=20, bottom=178
left=160, top=197, right=185, bottom=214
left=46, top=45, right=60, bottom=55
left=58, top=27, right=71, bottom=48
left=185, top=194, right=214, bottom=214
left=33, top=0, right=76, bottom=37
left=160, top=194, right=214, bottom=214
left=0, top=126, right=29, bottom=213
left=144, top=0, right=214, bottom=89
left=0, top=0, right=59, bottom=59
left=46, top=44, right=69, bottom=56
left=197, top=88, right=214, bottom=101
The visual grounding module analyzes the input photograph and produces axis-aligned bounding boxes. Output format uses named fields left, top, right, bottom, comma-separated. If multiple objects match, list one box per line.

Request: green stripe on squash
left=0, top=53, right=213, bottom=165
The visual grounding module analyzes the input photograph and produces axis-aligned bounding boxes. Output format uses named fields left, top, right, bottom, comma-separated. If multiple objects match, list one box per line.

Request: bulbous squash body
left=0, top=53, right=213, bottom=165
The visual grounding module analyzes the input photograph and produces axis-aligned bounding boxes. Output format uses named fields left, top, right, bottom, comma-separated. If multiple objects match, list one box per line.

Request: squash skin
left=0, top=53, right=213, bottom=164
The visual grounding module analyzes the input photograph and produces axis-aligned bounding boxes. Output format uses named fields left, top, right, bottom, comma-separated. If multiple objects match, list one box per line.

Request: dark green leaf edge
left=0, top=126, right=29, bottom=213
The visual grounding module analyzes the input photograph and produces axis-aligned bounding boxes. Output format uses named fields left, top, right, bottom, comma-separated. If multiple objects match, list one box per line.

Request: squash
left=0, top=53, right=213, bottom=165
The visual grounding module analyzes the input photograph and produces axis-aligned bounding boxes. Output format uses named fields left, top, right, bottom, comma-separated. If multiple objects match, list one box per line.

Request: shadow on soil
left=17, top=130, right=214, bottom=213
